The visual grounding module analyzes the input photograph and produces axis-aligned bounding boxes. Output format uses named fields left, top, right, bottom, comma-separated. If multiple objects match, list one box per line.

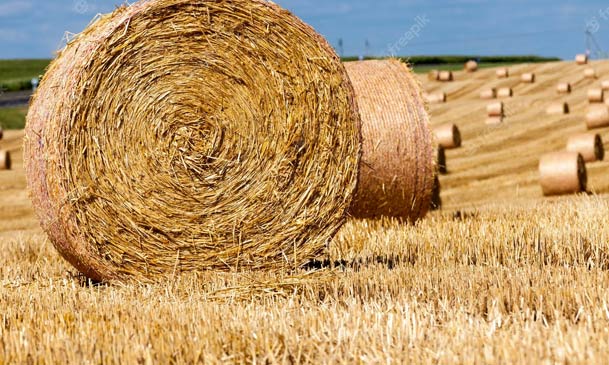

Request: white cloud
left=0, top=1, right=33, bottom=17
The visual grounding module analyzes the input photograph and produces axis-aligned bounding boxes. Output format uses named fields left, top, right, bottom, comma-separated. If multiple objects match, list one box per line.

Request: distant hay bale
left=428, top=70, right=440, bottom=81
left=546, top=102, right=569, bottom=115
left=539, top=152, right=587, bottom=196
left=576, top=54, right=589, bottom=65
left=437, top=146, right=447, bottom=174
left=480, top=88, right=496, bottom=99
left=24, top=0, right=362, bottom=282
left=425, top=92, right=447, bottom=104
left=496, top=68, right=509, bottom=78
left=566, top=133, right=604, bottom=162
left=585, top=68, right=597, bottom=79
left=433, top=123, right=461, bottom=149
left=586, top=105, right=609, bottom=129
left=588, top=88, right=604, bottom=103
left=521, top=73, right=535, bottom=83
left=438, top=70, right=454, bottom=82
left=465, top=60, right=478, bottom=72
left=497, top=87, right=513, bottom=98
left=485, top=116, right=503, bottom=126
left=557, top=83, right=571, bottom=94
left=0, top=150, right=10, bottom=170
left=345, top=59, right=435, bottom=221
left=601, top=80, right=609, bottom=91
left=487, top=102, right=504, bottom=117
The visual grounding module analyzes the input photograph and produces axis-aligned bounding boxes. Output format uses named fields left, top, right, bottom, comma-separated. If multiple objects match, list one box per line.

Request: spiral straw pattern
left=25, top=0, right=362, bottom=281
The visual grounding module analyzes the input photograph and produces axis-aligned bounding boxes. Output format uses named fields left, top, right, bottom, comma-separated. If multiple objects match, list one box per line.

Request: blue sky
left=0, top=0, right=608, bottom=59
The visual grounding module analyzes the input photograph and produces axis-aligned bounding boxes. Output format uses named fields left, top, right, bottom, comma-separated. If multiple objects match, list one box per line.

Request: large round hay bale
left=586, top=105, right=609, bottom=129
left=344, top=60, right=435, bottom=221
left=588, top=88, right=604, bottom=103
left=497, top=87, right=513, bottom=98
left=539, top=152, right=587, bottom=196
left=433, top=123, right=461, bottom=149
left=465, top=60, right=478, bottom=72
left=496, top=68, right=509, bottom=78
left=566, top=133, right=604, bottom=162
left=557, top=83, right=571, bottom=94
left=546, top=102, right=569, bottom=115
left=576, top=54, right=589, bottom=65
left=24, top=0, right=362, bottom=282
left=0, top=150, right=10, bottom=170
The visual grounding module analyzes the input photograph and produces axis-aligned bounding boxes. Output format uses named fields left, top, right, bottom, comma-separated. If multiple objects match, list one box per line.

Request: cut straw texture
left=497, top=87, right=513, bottom=98
left=546, top=102, right=569, bottom=115
left=496, top=68, right=509, bottom=78
left=566, top=133, right=604, bottom=163
left=539, top=152, right=587, bottom=196
left=433, top=123, right=461, bottom=149
left=0, top=150, right=10, bottom=170
left=437, top=146, right=447, bottom=174
left=345, top=59, right=434, bottom=221
left=576, top=54, right=588, bottom=65
left=586, top=105, right=609, bottom=129
left=557, top=83, right=571, bottom=94
left=24, top=0, right=362, bottom=282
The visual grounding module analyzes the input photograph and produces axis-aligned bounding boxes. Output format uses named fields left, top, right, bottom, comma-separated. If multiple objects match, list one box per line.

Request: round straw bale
left=521, top=73, right=535, bottom=83
left=496, top=68, right=509, bottom=78
left=438, top=70, right=454, bottom=82
left=539, top=152, right=587, bottom=196
left=485, top=116, right=503, bottom=126
left=586, top=105, right=609, bottom=129
left=465, top=60, right=478, bottom=72
left=576, top=54, right=589, bottom=65
left=546, top=102, right=569, bottom=115
left=433, top=123, right=461, bottom=149
left=480, top=88, right=496, bottom=99
left=430, top=175, right=442, bottom=210
left=601, top=80, right=609, bottom=91
left=496, top=87, right=513, bottom=98
left=0, top=150, right=10, bottom=170
left=428, top=70, right=440, bottom=81
left=425, top=92, right=447, bottom=104
left=24, top=0, right=362, bottom=282
left=487, top=102, right=504, bottom=117
left=588, top=88, right=604, bottom=103
left=556, top=83, right=571, bottom=94
left=345, top=60, right=434, bottom=221
left=566, top=133, right=604, bottom=162
left=585, top=68, right=597, bottom=79
left=437, top=146, right=447, bottom=175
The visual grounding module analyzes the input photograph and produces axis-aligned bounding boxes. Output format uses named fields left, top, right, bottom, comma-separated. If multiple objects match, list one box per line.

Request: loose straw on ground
left=430, top=175, right=442, bottom=210
left=539, top=152, right=587, bottom=196
left=546, top=102, right=569, bottom=115
left=497, top=87, right=513, bottom=98
left=586, top=105, right=609, bottom=129
left=0, top=150, right=10, bottom=170
left=345, top=59, right=434, bottom=221
left=566, top=133, right=604, bottom=162
left=588, top=88, right=604, bottom=103
left=24, top=0, right=362, bottom=282
left=557, top=83, right=571, bottom=94
left=433, top=123, right=461, bottom=149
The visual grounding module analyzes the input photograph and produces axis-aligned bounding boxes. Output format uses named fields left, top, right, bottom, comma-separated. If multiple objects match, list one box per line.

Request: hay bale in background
left=433, top=123, right=461, bottom=149
left=588, top=88, right=604, bottom=103
left=585, top=68, right=597, bottom=79
left=480, top=88, right=496, bottom=99
left=521, top=73, right=535, bottom=83
left=539, top=152, right=587, bottom=196
left=496, top=68, right=509, bottom=78
left=0, top=150, right=10, bottom=170
left=465, top=60, right=478, bottom=72
left=438, top=71, right=454, bottom=82
left=487, top=102, right=504, bottom=117
left=25, top=0, right=362, bottom=282
left=557, top=83, right=571, bottom=94
left=345, top=60, right=434, bottom=221
left=497, top=87, right=513, bottom=98
left=576, top=54, right=589, bottom=65
left=601, top=80, right=609, bottom=91
left=586, top=105, right=609, bottom=129
left=428, top=70, right=440, bottom=81
left=546, top=102, right=569, bottom=115
left=437, top=146, right=447, bottom=174
left=566, top=133, right=604, bottom=162
left=425, top=92, right=447, bottom=104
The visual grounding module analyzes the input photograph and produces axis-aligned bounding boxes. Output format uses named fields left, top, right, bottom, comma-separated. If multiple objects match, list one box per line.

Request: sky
left=1, top=0, right=609, bottom=59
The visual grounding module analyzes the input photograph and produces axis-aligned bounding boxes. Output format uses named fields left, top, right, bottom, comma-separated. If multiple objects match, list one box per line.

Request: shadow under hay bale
left=437, top=146, right=447, bottom=174
left=0, top=150, right=10, bottom=170
left=345, top=60, right=435, bottom=221
left=566, top=133, right=604, bottom=163
left=24, top=0, right=362, bottom=282
left=539, top=152, right=587, bottom=196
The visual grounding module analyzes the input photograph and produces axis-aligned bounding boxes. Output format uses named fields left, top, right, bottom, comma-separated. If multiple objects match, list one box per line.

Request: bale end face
left=539, top=152, right=587, bottom=196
